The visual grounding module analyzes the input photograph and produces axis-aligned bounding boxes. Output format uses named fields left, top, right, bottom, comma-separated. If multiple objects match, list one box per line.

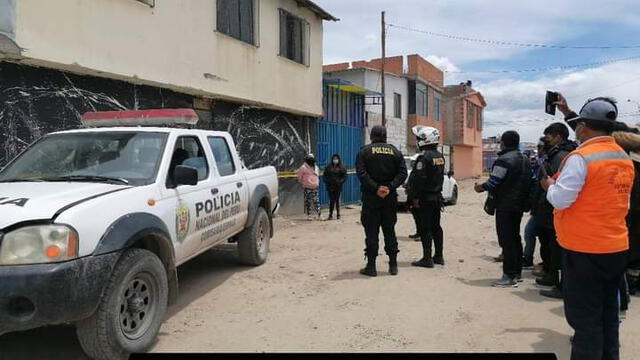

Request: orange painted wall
left=453, top=145, right=483, bottom=179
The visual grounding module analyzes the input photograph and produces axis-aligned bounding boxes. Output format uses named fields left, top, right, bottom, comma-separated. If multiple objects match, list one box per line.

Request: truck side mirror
left=174, top=165, right=198, bottom=186
left=448, top=170, right=454, bottom=177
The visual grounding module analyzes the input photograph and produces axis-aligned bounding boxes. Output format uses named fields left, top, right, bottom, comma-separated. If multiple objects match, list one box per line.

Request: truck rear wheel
left=76, top=249, right=168, bottom=360
left=238, top=207, right=270, bottom=266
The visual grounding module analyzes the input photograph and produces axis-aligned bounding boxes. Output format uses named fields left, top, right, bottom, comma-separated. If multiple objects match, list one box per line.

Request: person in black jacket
left=524, top=139, right=549, bottom=269
left=356, top=126, right=408, bottom=277
left=475, top=131, right=532, bottom=287
left=407, top=126, right=445, bottom=268
left=323, top=154, right=347, bottom=220
left=535, top=123, right=578, bottom=299
left=611, top=128, right=640, bottom=296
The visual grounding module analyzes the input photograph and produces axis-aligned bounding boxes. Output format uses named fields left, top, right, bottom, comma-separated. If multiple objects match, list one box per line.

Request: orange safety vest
left=554, top=137, right=635, bottom=254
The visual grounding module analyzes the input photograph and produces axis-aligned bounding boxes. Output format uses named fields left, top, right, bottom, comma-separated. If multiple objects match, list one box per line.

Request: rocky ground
left=2, top=180, right=638, bottom=359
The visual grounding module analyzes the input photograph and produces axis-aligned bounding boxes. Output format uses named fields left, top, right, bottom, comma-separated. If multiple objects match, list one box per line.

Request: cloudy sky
left=318, top=0, right=640, bottom=141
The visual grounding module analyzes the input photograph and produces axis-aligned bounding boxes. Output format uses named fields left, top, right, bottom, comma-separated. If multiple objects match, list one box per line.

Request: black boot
left=412, top=240, right=434, bottom=268
left=389, top=254, right=398, bottom=276
left=433, top=255, right=445, bottom=266
left=360, top=256, right=377, bottom=277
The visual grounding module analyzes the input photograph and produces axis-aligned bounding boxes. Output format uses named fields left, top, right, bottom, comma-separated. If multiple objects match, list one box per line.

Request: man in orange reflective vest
left=541, top=96, right=635, bottom=360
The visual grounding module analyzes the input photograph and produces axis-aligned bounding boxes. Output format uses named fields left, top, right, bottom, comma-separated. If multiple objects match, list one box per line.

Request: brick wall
left=407, top=54, right=444, bottom=87
left=351, top=56, right=404, bottom=77
left=322, top=62, right=350, bottom=73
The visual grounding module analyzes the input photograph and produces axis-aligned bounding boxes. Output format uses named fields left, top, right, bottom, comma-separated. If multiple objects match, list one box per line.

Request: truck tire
left=76, top=249, right=168, bottom=360
left=238, top=207, right=270, bottom=266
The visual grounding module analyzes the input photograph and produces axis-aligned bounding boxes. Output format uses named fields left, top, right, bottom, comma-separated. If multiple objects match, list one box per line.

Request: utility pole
left=381, top=11, right=386, bottom=127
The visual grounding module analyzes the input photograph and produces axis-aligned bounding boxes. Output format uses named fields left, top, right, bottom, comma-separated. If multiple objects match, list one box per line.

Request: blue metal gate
left=317, top=79, right=368, bottom=207
left=317, top=121, right=364, bottom=206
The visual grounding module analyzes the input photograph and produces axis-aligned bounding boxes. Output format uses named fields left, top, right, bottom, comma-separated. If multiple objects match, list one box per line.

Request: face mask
left=332, top=159, right=339, bottom=165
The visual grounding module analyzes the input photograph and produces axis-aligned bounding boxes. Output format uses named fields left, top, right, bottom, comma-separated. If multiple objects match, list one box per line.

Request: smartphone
left=546, top=91, right=559, bottom=115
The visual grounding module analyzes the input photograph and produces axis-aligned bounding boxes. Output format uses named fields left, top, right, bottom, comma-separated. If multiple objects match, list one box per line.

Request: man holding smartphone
left=541, top=94, right=634, bottom=360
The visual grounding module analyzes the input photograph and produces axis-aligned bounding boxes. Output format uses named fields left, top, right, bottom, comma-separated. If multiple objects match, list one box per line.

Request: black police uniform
left=408, top=147, right=445, bottom=262
left=356, top=142, right=408, bottom=261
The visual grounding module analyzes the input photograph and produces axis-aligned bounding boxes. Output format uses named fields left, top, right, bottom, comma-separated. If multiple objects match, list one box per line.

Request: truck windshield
left=0, top=132, right=168, bottom=186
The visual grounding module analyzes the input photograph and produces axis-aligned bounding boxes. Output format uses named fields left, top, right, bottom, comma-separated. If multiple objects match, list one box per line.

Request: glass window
left=217, top=0, right=255, bottom=45
left=167, top=137, right=209, bottom=187
left=208, top=137, right=237, bottom=177
left=416, top=83, right=428, bottom=117
left=477, top=108, right=483, bottom=130
left=0, top=132, right=167, bottom=186
left=467, top=101, right=475, bottom=128
left=434, top=96, right=441, bottom=121
left=394, top=93, right=402, bottom=118
left=279, top=9, right=310, bottom=65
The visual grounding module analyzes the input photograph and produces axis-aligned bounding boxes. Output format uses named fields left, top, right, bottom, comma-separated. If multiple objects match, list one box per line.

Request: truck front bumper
left=0, top=252, right=120, bottom=336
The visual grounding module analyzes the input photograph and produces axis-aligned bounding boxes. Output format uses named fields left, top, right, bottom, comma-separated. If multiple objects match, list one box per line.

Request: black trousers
left=629, top=213, right=640, bottom=270
left=361, top=193, right=399, bottom=258
left=418, top=199, right=443, bottom=259
left=539, top=227, right=562, bottom=285
left=563, top=250, right=627, bottom=360
left=328, top=190, right=341, bottom=217
left=538, top=227, right=551, bottom=270
left=495, top=211, right=523, bottom=277
left=411, top=207, right=421, bottom=235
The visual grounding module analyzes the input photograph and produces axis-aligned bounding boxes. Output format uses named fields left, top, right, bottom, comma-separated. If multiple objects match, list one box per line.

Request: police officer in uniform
left=408, top=126, right=446, bottom=268
left=356, top=126, right=408, bottom=277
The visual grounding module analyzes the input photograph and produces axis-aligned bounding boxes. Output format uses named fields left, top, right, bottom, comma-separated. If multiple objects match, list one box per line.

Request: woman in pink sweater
left=297, top=154, right=321, bottom=220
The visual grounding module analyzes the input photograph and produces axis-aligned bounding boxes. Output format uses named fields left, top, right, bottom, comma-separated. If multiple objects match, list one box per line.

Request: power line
left=387, top=23, right=640, bottom=50
left=445, top=55, right=640, bottom=74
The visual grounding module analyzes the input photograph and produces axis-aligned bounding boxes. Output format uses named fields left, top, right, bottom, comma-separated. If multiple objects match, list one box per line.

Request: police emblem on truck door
left=175, top=200, right=191, bottom=243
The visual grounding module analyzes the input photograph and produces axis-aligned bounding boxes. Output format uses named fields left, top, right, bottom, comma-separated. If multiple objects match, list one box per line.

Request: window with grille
left=279, top=9, right=310, bottom=65
left=217, top=0, right=256, bottom=45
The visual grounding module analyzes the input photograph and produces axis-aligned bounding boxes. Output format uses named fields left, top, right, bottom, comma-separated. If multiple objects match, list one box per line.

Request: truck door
left=199, top=136, right=249, bottom=248
left=160, top=136, right=213, bottom=263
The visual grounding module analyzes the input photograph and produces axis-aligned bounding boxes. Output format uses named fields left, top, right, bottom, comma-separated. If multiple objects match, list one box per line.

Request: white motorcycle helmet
left=412, top=125, right=440, bottom=147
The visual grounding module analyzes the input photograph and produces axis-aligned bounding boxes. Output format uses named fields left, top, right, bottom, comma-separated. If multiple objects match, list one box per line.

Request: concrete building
left=443, top=82, right=486, bottom=179
left=324, top=55, right=485, bottom=179
left=323, top=57, right=409, bottom=154
left=0, top=0, right=337, bottom=215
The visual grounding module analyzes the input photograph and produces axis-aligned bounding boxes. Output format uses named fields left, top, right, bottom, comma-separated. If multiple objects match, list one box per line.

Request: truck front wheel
left=238, top=207, right=271, bottom=266
left=76, top=249, right=168, bottom=360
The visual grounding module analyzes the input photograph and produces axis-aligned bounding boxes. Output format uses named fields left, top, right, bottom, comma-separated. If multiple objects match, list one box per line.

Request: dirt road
left=2, top=180, right=638, bottom=359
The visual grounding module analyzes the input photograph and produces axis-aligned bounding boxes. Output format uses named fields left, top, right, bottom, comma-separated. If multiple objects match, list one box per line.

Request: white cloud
left=320, top=0, right=640, bottom=64
left=424, top=55, right=460, bottom=73
left=477, top=61, right=640, bottom=141
left=318, top=0, right=640, bottom=142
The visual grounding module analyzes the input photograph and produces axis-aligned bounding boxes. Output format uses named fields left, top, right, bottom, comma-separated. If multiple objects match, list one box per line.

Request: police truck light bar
left=81, top=109, right=199, bottom=127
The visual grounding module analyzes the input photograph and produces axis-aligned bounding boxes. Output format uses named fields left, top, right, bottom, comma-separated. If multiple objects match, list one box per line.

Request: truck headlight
left=0, top=225, right=78, bottom=265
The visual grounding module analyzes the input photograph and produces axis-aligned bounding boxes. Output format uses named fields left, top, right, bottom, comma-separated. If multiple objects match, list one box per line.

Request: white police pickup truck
left=0, top=109, right=279, bottom=359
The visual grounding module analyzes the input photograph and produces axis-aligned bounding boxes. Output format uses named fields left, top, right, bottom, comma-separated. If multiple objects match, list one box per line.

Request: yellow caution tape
left=278, top=170, right=357, bottom=179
